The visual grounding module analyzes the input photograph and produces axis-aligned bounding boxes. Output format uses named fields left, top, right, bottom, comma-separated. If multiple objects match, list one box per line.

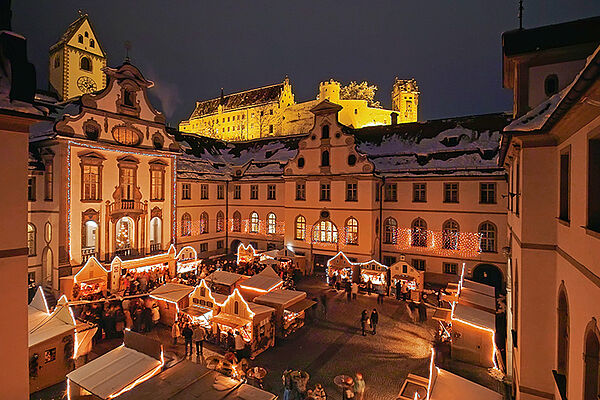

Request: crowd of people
left=119, top=266, right=171, bottom=295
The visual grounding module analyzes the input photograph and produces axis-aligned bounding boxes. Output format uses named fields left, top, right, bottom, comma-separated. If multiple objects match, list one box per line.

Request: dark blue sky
left=14, top=1, right=600, bottom=126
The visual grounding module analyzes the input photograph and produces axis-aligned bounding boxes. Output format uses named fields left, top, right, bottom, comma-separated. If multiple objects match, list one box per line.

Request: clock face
left=77, top=76, right=97, bottom=94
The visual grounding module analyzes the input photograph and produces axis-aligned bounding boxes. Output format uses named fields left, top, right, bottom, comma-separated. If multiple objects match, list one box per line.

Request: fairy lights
left=229, top=218, right=285, bottom=236
left=73, top=256, right=109, bottom=284
left=394, top=228, right=483, bottom=258
left=237, top=243, right=256, bottom=265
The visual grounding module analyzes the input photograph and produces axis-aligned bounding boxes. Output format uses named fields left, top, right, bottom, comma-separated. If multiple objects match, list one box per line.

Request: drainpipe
left=225, top=180, right=229, bottom=255
left=379, top=176, right=384, bottom=263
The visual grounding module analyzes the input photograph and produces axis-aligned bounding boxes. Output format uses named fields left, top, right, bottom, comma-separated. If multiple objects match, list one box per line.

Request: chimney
left=390, top=112, right=398, bottom=125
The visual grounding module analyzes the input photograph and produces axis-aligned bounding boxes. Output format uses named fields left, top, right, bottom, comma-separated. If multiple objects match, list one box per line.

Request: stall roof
left=67, top=345, right=162, bottom=399
left=206, top=270, right=246, bottom=286
left=150, top=283, right=194, bottom=303
left=213, top=293, right=228, bottom=304
left=29, top=297, right=75, bottom=347
left=285, top=298, right=317, bottom=314
left=212, top=313, right=251, bottom=328
left=248, top=302, right=276, bottom=316
left=459, top=289, right=496, bottom=312
left=429, top=368, right=502, bottom=400
left=181, top=305, right=213, bottom=318
left=462, top=279, right=495, bottom=297
left=254, top=289, right=306, bottom=307
left=239, top=267, right=282, bottom=292
left=453, top=304, right=495, bottom=331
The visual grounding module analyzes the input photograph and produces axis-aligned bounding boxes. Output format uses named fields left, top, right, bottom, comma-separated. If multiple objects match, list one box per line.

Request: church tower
left=48, top=13, right=106, bottom=101
left=391, top=78, right=419, bottom=123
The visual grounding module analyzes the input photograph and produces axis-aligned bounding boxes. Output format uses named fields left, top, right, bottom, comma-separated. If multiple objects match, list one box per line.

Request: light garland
left=236, top=243, right=256, bottom=265
left=73, top=257, right=110, bottom=284
left=392, top=228, right=482, bottom=258
left=229, top=219, right=285, bottom=236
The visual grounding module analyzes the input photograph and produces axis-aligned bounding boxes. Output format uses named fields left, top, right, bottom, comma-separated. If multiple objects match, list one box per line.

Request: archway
left=230, top=239, right=242, bottom=254
left=150, top=217, right=162, bottom=248
left=84, top=220, right=98, bottom=249
left=116, top=217, right=134, bottom=251
left=472, top=263, right=504, bottom=294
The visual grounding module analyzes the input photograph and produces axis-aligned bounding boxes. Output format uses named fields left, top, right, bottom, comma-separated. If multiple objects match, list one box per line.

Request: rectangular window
left=320, top=183, right=331, bottom=201
left=82, top=165, right=100, bottom=200
left=217, top=240, right=224, bottom=250
left=200, top=184, right=209, bottom=200
left=233, top=185, right=241, bottom=200
left=444, top=183, right=459, bottom=203
left=296, top=182, right=306, bottom=201
left=411, top=258, right=426, bottom=271
left=267, top=184, right=276, bottom=200
left=383, top=256, right=397, bottom=267
left=28, top=176, right=36, bottom=201
left=217, top=185, right=224, bottom=200
left=181, top=183, right=191, bottom=200
left=269, top=125, right=274, bottom=134
left=413, top=183, right=426, bottom=202
left=250, top=185, right=258, bottom=200
left=150, top=170, right=164, bottom=200
left=384, top=183, right=397, bottom=202
left=200, top=243, right=208, bottom=253
left=44, top=161, right=53, bottom=201
left=443, top=262, right=458, bottom=275
left=375, top=183, right=380, bottom=202
left=588, top=138, right=600, bottom=231
left=480, top=183, right=496, bottom=204
left=346, top=182, right=358, bottom=201
left=559, top=152, right=572, bottom=222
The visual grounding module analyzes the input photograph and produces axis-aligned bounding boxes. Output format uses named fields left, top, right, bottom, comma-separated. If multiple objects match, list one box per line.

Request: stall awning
left=285, top=298, right=316, bottom=314
left=212, top=314, right=251, bottom=329
left=392, top=274, right=416, bottom=281
left=181, top=305, right=212, bottom=318
left=432, top=308, right=451, bottom=322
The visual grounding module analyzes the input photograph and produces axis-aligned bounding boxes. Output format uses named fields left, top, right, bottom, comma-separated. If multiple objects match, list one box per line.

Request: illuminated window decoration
left=116, top=217, right=134, bottom=250
left=411, top=218, right=428, bottom=247
left=267, top=213, right=276, bottom=234
left=228, top=218, right=285, bottom=236
left=199, top=212, right=209, bottom=234
left=384, top=217, right=397, bottom=244
left=232, top=211, right=241, bottom=232
left=181, top=213, right=192, bottom=236
left=216, top=211, right=225, bottom=232
left=295, top=215, right=306, bottom=240
left=442, top=219, right=460, bottom=250
left=392, top=228, right=482, bottom=258
left=66, top=141, right=177, bottom=260
left=313, top=220, right=338, bottom=243
left=345, top=217, right=358, bottom=245
left=250, top=212, right=260, bottom=233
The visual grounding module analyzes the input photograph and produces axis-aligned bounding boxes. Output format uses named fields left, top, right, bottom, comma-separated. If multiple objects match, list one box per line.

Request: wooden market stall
left=358, top=260, right=389, bottom=291
left=180, top=280, right=228, bottom=328
left=457, top=288, right=496, bottom=313
left=67, top=331, right=164, bottom=400
left=206, top=270, right=247, bottom=295
left=110, top=245, right=177, bottom=292
left=450, top=303, right=497, bottom=368
left=176, top=245, right=202, bottom=275
left=237, top=243, right=257, bottom=265
left=326, top=252, right=355, bottom=286
left=390, top=260, right=424, bottom=301
left=149, top=283, right=194, bottom=326
left=60, top=257, right=109, bottom=300
left=211, top=289, right=275, bottom=358
left=238, top=266, right=283, bottom=301
left=254, top=289, right=316, bottom=338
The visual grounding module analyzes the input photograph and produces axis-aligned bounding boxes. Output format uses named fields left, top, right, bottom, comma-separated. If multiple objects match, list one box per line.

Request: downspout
left=225, top=180, right=229, bottom=255
left=379, top=176, right=384, bottom=263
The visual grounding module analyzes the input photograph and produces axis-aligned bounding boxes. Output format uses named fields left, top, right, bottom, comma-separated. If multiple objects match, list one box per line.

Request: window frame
left=250, top=184, right=259, bottom=200
left=346, top=182, right=358, bottom=202
left=296, top=182, right=306, bottom=201
left=320, top=182, right=331, bottom=201
left=480, top=182, right=497, bottom=205
left=384, top=183, right=397, bottom=202
left=479, top=221, right=497, bottom=253
left=181, top=183, right=191, bottom=200
left=267, top=184, right=276, bottom=200
left=383, top=217, right=397, bottom=244
left=412, top=183, right=426, bottom=203
left=345, top=217, right=359, bottom=245
left=444, top=182, right=459, bottom=203
left=295, top=215, right=306, bottom=240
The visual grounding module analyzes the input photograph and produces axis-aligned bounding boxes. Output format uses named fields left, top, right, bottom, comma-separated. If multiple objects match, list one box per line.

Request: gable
left=65, top=18, right=105, bottom=58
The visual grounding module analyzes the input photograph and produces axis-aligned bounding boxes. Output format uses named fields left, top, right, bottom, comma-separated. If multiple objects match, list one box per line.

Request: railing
left=107, top=199, right=146, bottom=215
left=150, top=243, right=162, bottom=254
left=81, top=247, right=97, bottom=263
left=114, top=248, right=139, bottom=260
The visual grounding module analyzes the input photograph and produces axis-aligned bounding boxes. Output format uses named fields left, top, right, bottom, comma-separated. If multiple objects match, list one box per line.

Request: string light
left=229, top=219, right=285, bottom=235
left=393, top=228, right=482, bottom=258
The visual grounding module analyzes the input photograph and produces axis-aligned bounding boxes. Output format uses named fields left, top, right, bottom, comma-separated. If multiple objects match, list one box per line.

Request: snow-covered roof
left=458, top=288, right=496, bottom=312
left=429, top=368, right=502, bottom=400
left=452, top=303, right=495, bottom=331
left=149, top=283, right=194, bottom=303
left=28, top=297, right=75, bottom=347
left=254, top=289, right=306, bottom=307
left=206, top=270, right=245, bottom=286
left=248, top=302, right=275, bottom=316
left=239, top=267, right=283, bottom=292
left=462, top=279, right=495, bottom=297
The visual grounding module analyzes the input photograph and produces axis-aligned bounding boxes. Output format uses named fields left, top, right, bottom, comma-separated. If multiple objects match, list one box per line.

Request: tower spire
left=124, top=40, right=131, bottom=63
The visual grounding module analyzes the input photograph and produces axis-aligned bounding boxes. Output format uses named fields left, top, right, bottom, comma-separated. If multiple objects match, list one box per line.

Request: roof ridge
left=196, top=82, right=284, bottom=104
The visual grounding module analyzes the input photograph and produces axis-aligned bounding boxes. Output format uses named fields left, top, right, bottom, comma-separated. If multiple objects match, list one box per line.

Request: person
left=192, top=324, right=206, bottom=359
left=366, top=280, right=372, bottom=295
left=234, top=330, right=245, bottom=360
left=182, top=323, right=193, bottom=357
left=171, top=321, right=180, bottom=345
left=343, top=383, right=355, bottom=400
left=351, top=282, right=358, bottom=300
left=151, top=303, right=160, bottom=326
left=320, top=293, right=328, bottom=318
left=401, top=282, right=409, bottom=300
left=377, top=286, right=384, bottom=304
left=309, top=383, right=326, bottom=400
left=370, top=308, right=379, bottom=335
left=354, top=373, right=366, bottom=400
left=360, top=309, right=368, bottom=336
left=395, top=281, right=401, bottom=300
left=346, top=281, right=352, bottom=302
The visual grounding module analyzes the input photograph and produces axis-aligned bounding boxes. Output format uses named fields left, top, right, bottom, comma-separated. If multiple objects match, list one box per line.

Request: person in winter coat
left=354, top=373, right=366, bottom=400
left=171, top=321, right=180, bottom=345
left=181, top=323, right=193, bottom=356
left=360, top=310, right=368, bottom=336
left=192, top=325, right=206, bottom=358
left=370, top=309, right=379, bottom=335
left=351, top=282, right=358, bottom=300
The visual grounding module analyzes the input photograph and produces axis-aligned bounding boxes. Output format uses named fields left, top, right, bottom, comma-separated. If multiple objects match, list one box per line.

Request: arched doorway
left=472, top=263, right=504, bottom=294
left=149, top=217, right=162, bottom=252
left=230, top=239, right=242, bottom=254
left=115, top=217, right=134, bottom=256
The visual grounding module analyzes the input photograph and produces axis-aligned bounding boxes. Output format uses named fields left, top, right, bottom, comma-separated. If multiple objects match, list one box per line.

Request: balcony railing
left=81, top=247, right=97, bottom=263
left=107, top=199, right=146, bottom=216
left=114, top=248, right=139, bottom=260
left=150, top=243, right=162, bottom=254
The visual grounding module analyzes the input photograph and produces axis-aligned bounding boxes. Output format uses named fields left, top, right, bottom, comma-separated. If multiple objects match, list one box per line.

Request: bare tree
left=340, top=81, right=382, bottom=108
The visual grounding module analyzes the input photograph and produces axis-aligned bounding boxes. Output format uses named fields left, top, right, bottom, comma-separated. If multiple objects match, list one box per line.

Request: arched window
left=584, top=326, right=599, bottom=400
left=479, top=222, right=496, bottom=253
left=250, top=212, right=259, bottom=233
left=321, top=150, right=330, bottom=167
left=442, top=219, right=459, bottom=250
left=150, top=217, right=161, bottom=246
left=234, top=301, right=239, bottom=315
left=54, top=56, right=60, bottom=68
left=267, top=213, right=276, bottom=234
left=232, top=211, right=241, bottom=232
left=116, top=217, right=134, bottom=249
left=80, top=57, right=91, bottom=72
left=345, top=217, right=358, bottom=245
left=545, top=74, right=559, bottom=96
left=384, top=218, right=397, bottom=244
left=411, top=218, right=427, bottom=247
left=181, top=213, right=192, bottom=237
left=295, top=215, right=306, bottom=240
left=557, top=289, right=569, bottom=378
left=199, top=212, right=209, bottom=234
left=78, top=34, right=83, bottom=44
left=90, top=39, right=95, bottom=48
left=321, top=125, right=330, bottom=139
left=83, top=220, right=98, bottom=249
left=216, top=211, right=224, bottom=232
left=27, top=223, right=36, bottom=256
left=313, top=220, right=338, bottom=243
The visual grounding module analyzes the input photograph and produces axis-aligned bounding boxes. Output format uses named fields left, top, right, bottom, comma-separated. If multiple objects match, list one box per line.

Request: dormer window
left=123, top=89, right=134, bottom=107
left=84, top=32, right=89, bottom=38
left=322, top=125, right=330, bottom=139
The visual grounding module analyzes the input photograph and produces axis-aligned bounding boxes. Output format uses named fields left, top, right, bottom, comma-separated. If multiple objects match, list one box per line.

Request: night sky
left=14, top=1, right=600, bottom=126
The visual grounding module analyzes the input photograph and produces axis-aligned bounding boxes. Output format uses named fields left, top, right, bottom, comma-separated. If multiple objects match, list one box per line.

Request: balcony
left=150, top=243, right=162, bottom=254
left=107, top=199, right=147, bottom=218
left=81, top=247, right=97, bottom=263
left=114, top=248, right=140, bottom=260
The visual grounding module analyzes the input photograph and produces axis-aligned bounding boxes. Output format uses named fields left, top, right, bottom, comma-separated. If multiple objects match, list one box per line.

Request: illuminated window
left=232, top=211, right=241, bottom=232
left=267, top=213, right=276, bottom=234
left=116, top=217, right=134, bottom=250
left=216, top=211, right=224, bottom=232
left=80, top=56, right=91, bottom=72
left=181, top=213, right=192, bottom=236
left=82, top=165, right=100, bottom=200
left=250, top=212, right=259, bottom=233
left=295, top=215, right=306, bottom=240
left=150, top=217, right=161, bottom=247
left=150, top=169, right=164, bottom=200
left=479, top=222, right=496, bottom=253
left=442, top=220, right=460, bottom=250
left=200, top=212, right=209, bottom=234
left=112, top=126, right=140, bottom=146
left=345, top=218, right=358, bottom=245
left=313, top=220, right=338, bottom=243
left=411, top=218, right=427, bottom=247
left=384, top=218, right=397, bottom=244
left=27, top=223, right=36, bottom=256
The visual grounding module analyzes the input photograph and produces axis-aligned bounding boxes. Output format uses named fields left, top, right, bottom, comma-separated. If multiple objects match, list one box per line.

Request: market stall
left=390, top=261, right=424, bottom=301
left=176, top=245, right=202, bottom=275
left=67, top=331, right=164, bottom=400
left=238, top=266, right=283, bottom=301
left=211, top=289, right=275, bottom=358
left=237, top=243, right=257, bottom=265
left=326, top=252, right=355, bottom=287
left=180, top=280, right=228, bottom=328
left=110, top=245, right=177, bottom=293
left=60, top=257, right=109, bottom=300
left=254, top=289, right=315, bottom=338
left=458, top=288, right=496, bottom=313
left=358, top=260, right=389, bottom=291
left=450, top=303, right=497, bottom=368
left=149, top=283, right=194, bottom=326
left=206, top=270, right=247, bottom=295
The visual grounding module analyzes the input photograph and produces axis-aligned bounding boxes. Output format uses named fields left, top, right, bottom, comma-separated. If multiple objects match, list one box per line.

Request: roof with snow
left=239, top=267, right=283, bottom=292
left=190, top=83, right=284, bottom=119
left=149, top=283, right=194, bottom=303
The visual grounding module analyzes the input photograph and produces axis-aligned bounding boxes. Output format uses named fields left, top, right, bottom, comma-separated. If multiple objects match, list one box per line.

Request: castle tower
left=318, top=79, right=341, bottom=103
left=49, top=13, right=106, bottom=100
left=391, top=78, right=419, bottom=123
